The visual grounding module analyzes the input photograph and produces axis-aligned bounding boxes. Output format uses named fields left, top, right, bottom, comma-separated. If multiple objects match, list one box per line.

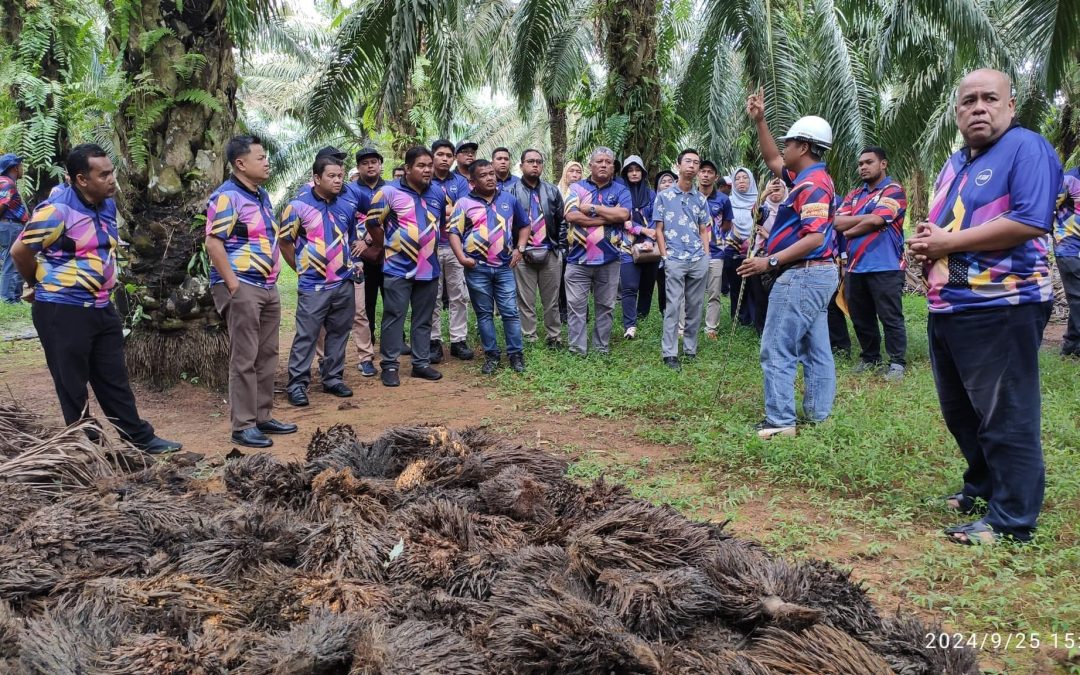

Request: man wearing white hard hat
left=739, top=88, right=840, bottom=439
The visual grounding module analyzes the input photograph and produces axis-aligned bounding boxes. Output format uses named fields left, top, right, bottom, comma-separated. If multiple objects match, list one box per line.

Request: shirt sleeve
left=781, top=167, right=797, bottom=189
left=447, top=203, right=466, bottom=239
left=614, top=184, right=633, bottom=212
left=16, top=204, right=64, bottom=251
left=511, top=195, right=529, bottom=240
left=0, top=179, right=13, bottom=216
left=651, top=193, right=664, bottom=224
left=205, top=192, right=238, bottom=240
left=722, top=196, right=734, bottom=223
left=354, top=191, right=371, bottom=240
left=365, top=188, right=390, bottom=230
left=1007, top=139, right=1064, bottom=232
left=563, top=184, right=581, bottom=216
left=872, top=183, right=907, bottom=227
left=836, top=190, right=856, bottom=216
left=795, top=185, right=832, bottom=236
left=279, top=203, right=301, bottom=243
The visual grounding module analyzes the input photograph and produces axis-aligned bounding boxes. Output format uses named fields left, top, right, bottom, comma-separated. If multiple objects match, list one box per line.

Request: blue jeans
left=465, top=264, right=523, bottom=357
left=0, top=221, right=25, bottom=302
left=760, top=264, right=838, bottom=426
left=929, top=302, right=1050, bottom=540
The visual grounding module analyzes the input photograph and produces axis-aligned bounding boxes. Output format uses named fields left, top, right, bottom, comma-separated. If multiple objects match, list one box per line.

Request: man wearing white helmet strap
left=739, top=87, right=839, bottom=440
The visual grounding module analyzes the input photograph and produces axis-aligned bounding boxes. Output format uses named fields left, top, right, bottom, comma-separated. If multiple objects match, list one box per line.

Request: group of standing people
left=0, top=66, right=1073, bottom=550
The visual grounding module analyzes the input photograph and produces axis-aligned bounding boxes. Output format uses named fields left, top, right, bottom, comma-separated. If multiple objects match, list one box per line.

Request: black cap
left=455, top=140, right=478, bottom=154
left=316, top=146, right=346, bottom=161
left=699, top=159, right=718, bottom=172
left=356, top=146, right=383, bottom=163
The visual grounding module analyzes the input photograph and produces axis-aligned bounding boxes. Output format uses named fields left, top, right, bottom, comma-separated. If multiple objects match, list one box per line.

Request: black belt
left=788, top=259, right=835, bottom=269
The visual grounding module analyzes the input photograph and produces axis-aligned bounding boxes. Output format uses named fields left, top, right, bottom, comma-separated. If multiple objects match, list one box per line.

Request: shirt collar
left=468, top=189, right=498, bottom=204
left=586, top=177, right=613, bottom=190
left=959, top=123, right=1021, bottom=162
left=71, top=185, right=105, bottom=212
left=862, top=175, right=893, bottom=193
left=358, top=177, right=385, bottom=191
left=793, top=162, right=826, bottom=185
left=229, top=174, right=263, bottom=201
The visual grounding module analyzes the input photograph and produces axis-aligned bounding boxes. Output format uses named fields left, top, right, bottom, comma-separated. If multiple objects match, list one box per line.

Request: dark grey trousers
left=287, top=282, right=355, bottom=392
left=1059, top=255, right=1080, bottom=356
left=380, top=275, right=439, bottom=370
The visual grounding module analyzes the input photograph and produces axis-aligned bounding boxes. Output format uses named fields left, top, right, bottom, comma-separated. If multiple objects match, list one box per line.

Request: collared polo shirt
left=1055, top=167, right=1080, bottom=258
left=925, top=126, right=1062, bottom=313
left=701, top=189, right=734, bottom=260
left=838, top=176, right=908, bottom=273
left=765, top=163, right=837, bottom=261
left=205, top=176, right=280, bottom=288
left=366, top=180, right=444, bottom=281
left=280, top=186, right=355, bottom=292
left=563, top=178, right=632, bottom=265
left=17, top=187, right=118, bottom=307
left=0, top=175, right=28, bottom=224
left=448, top=190, right=527, bottom=267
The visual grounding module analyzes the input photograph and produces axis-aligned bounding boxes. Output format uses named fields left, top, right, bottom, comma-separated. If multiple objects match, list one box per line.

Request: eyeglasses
left=523, top=158, right=544, bottom=165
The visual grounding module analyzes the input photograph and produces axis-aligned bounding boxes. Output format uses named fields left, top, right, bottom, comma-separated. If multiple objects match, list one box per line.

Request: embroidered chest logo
left=975, top=169, right=993, bottom=187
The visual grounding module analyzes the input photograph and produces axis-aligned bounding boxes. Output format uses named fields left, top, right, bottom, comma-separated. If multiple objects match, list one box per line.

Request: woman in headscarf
left=556, top=160, right=584, bottom=324
left=744, top=176, right=787, bottom=334
left=722, top=167, right=759, bottom=324
left=616, top=155, right=658, bottom=339
left=558, top=161, right=584, bottom=199
left=652, top=170, right=677, bottom=317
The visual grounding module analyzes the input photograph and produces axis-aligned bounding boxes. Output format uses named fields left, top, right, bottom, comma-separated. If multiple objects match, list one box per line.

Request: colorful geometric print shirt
left=16, top=188, right=118, bottom=308
left=280, top=188, right=355, bottom=292
left=926, top=126, right=1062, bottom=313
left=652, top=185, right=711, bottom=263
left=520, top=182, right=553, bottom=249
left=702, top=190, right=734, bottom=260
left=838, top=177, right=908, bottom=273
left=563, top=178, right=633, bottom=266
left=365, top=180, right=443, bottom=281
left=0, top=176, right=28, bottom=224
left=205, top=177, right=281, bottom=289
left=431, top=172, right=471, bottom=244
left=448, top=190, right=528, bottom=267
left=1055, top=167, right=1080, bottom=258
left=766, top=163, right=837, bottom=261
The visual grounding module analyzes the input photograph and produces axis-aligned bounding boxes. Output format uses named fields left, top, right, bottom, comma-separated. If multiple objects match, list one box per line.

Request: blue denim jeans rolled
left=465, top=264, right=523, bottom=357
left=759, top=264, right=839, bottom=426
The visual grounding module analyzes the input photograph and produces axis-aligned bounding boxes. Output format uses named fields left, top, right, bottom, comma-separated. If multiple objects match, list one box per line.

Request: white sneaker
left=755, top=421, right=797, bottom=439
left=624, top=327, right=637, bottom=339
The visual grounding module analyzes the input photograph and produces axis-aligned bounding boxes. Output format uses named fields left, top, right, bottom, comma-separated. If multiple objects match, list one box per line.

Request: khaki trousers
left=212, top=282, right=280, bottom=432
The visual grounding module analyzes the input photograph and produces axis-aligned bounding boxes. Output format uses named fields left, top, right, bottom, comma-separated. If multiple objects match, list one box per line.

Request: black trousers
left=362, top=259, right=385, bottom=329
left=928, top=302, right=1050, bottom=540
left=745, top=275, right=769, bottom=334
left=845, top=270, right=907, bottom=366
left=1059, top=256, right=1080, bottom=356
left=827, top=290, right=851, bottom=352
left=722, top=256, right=746, bottom=320
left=32, top=302, right=155, bottom=445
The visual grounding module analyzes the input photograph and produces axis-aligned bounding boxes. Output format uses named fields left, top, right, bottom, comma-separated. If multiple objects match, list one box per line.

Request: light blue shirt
left=653, top=185, right=710, bottom=262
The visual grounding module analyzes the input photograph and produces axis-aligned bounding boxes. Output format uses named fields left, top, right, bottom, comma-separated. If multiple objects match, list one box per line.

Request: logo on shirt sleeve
left=975, top=169, right=993, bottom=186
left=801, top=203, right=829, bottom=219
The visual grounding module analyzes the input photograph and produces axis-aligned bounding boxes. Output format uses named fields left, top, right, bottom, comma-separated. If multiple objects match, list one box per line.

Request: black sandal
left=938, top=492, right=985, bottom=516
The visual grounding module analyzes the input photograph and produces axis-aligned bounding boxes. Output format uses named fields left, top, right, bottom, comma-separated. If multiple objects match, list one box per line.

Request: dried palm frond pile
left=0, top=406, right=980, bottom=674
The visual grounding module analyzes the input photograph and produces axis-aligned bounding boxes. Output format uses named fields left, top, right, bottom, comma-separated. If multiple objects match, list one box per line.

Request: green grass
left=493, top=294, right=1080, bottom=672
left=0, top=298, right=32, bottom=336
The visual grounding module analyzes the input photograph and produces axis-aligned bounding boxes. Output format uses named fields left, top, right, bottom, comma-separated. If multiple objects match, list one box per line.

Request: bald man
left=910, top=69, right=1062, bottom=545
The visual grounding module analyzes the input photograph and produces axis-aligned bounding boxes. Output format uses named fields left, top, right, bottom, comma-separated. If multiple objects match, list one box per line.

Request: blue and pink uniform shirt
left=925, top=126, right=1062, bottom=313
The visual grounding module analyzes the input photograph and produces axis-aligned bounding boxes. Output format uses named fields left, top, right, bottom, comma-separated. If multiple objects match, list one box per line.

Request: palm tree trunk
left=600, top=0, right=662, bottom=171
left=546, top=94, right=568, bottom=178
left=112, top=0, right=236, bottom=388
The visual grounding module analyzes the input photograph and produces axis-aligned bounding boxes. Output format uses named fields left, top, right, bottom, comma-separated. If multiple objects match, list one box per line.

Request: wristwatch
left=589, top=204, right=598, bottom=218
left=767, top=256, right=779, bottom=268
left=518, top=244, right=527, bottom=253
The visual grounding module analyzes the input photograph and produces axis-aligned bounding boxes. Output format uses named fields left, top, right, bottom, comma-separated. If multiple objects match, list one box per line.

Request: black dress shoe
left=430, top=340, right=444, bottom=364
left=323, top=382, right=353, bottom=397
left=287, top=387, right=309, bottom=407
left=140, top=436, right=183, bottom=455
left=381, top=368, right=400, bottom=387
left=411, top=365, right=443, bottom=381
left=481, top=356, right=500, bottom=375
left=450, top=341, right=475, bottom=360
left=663, top=356, right=681, bottom=371
left=232, top=427, right=273, bottom=448
left=257, top=419, right=297, bottom=435
left=508, top=353, right=525, bottom=373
